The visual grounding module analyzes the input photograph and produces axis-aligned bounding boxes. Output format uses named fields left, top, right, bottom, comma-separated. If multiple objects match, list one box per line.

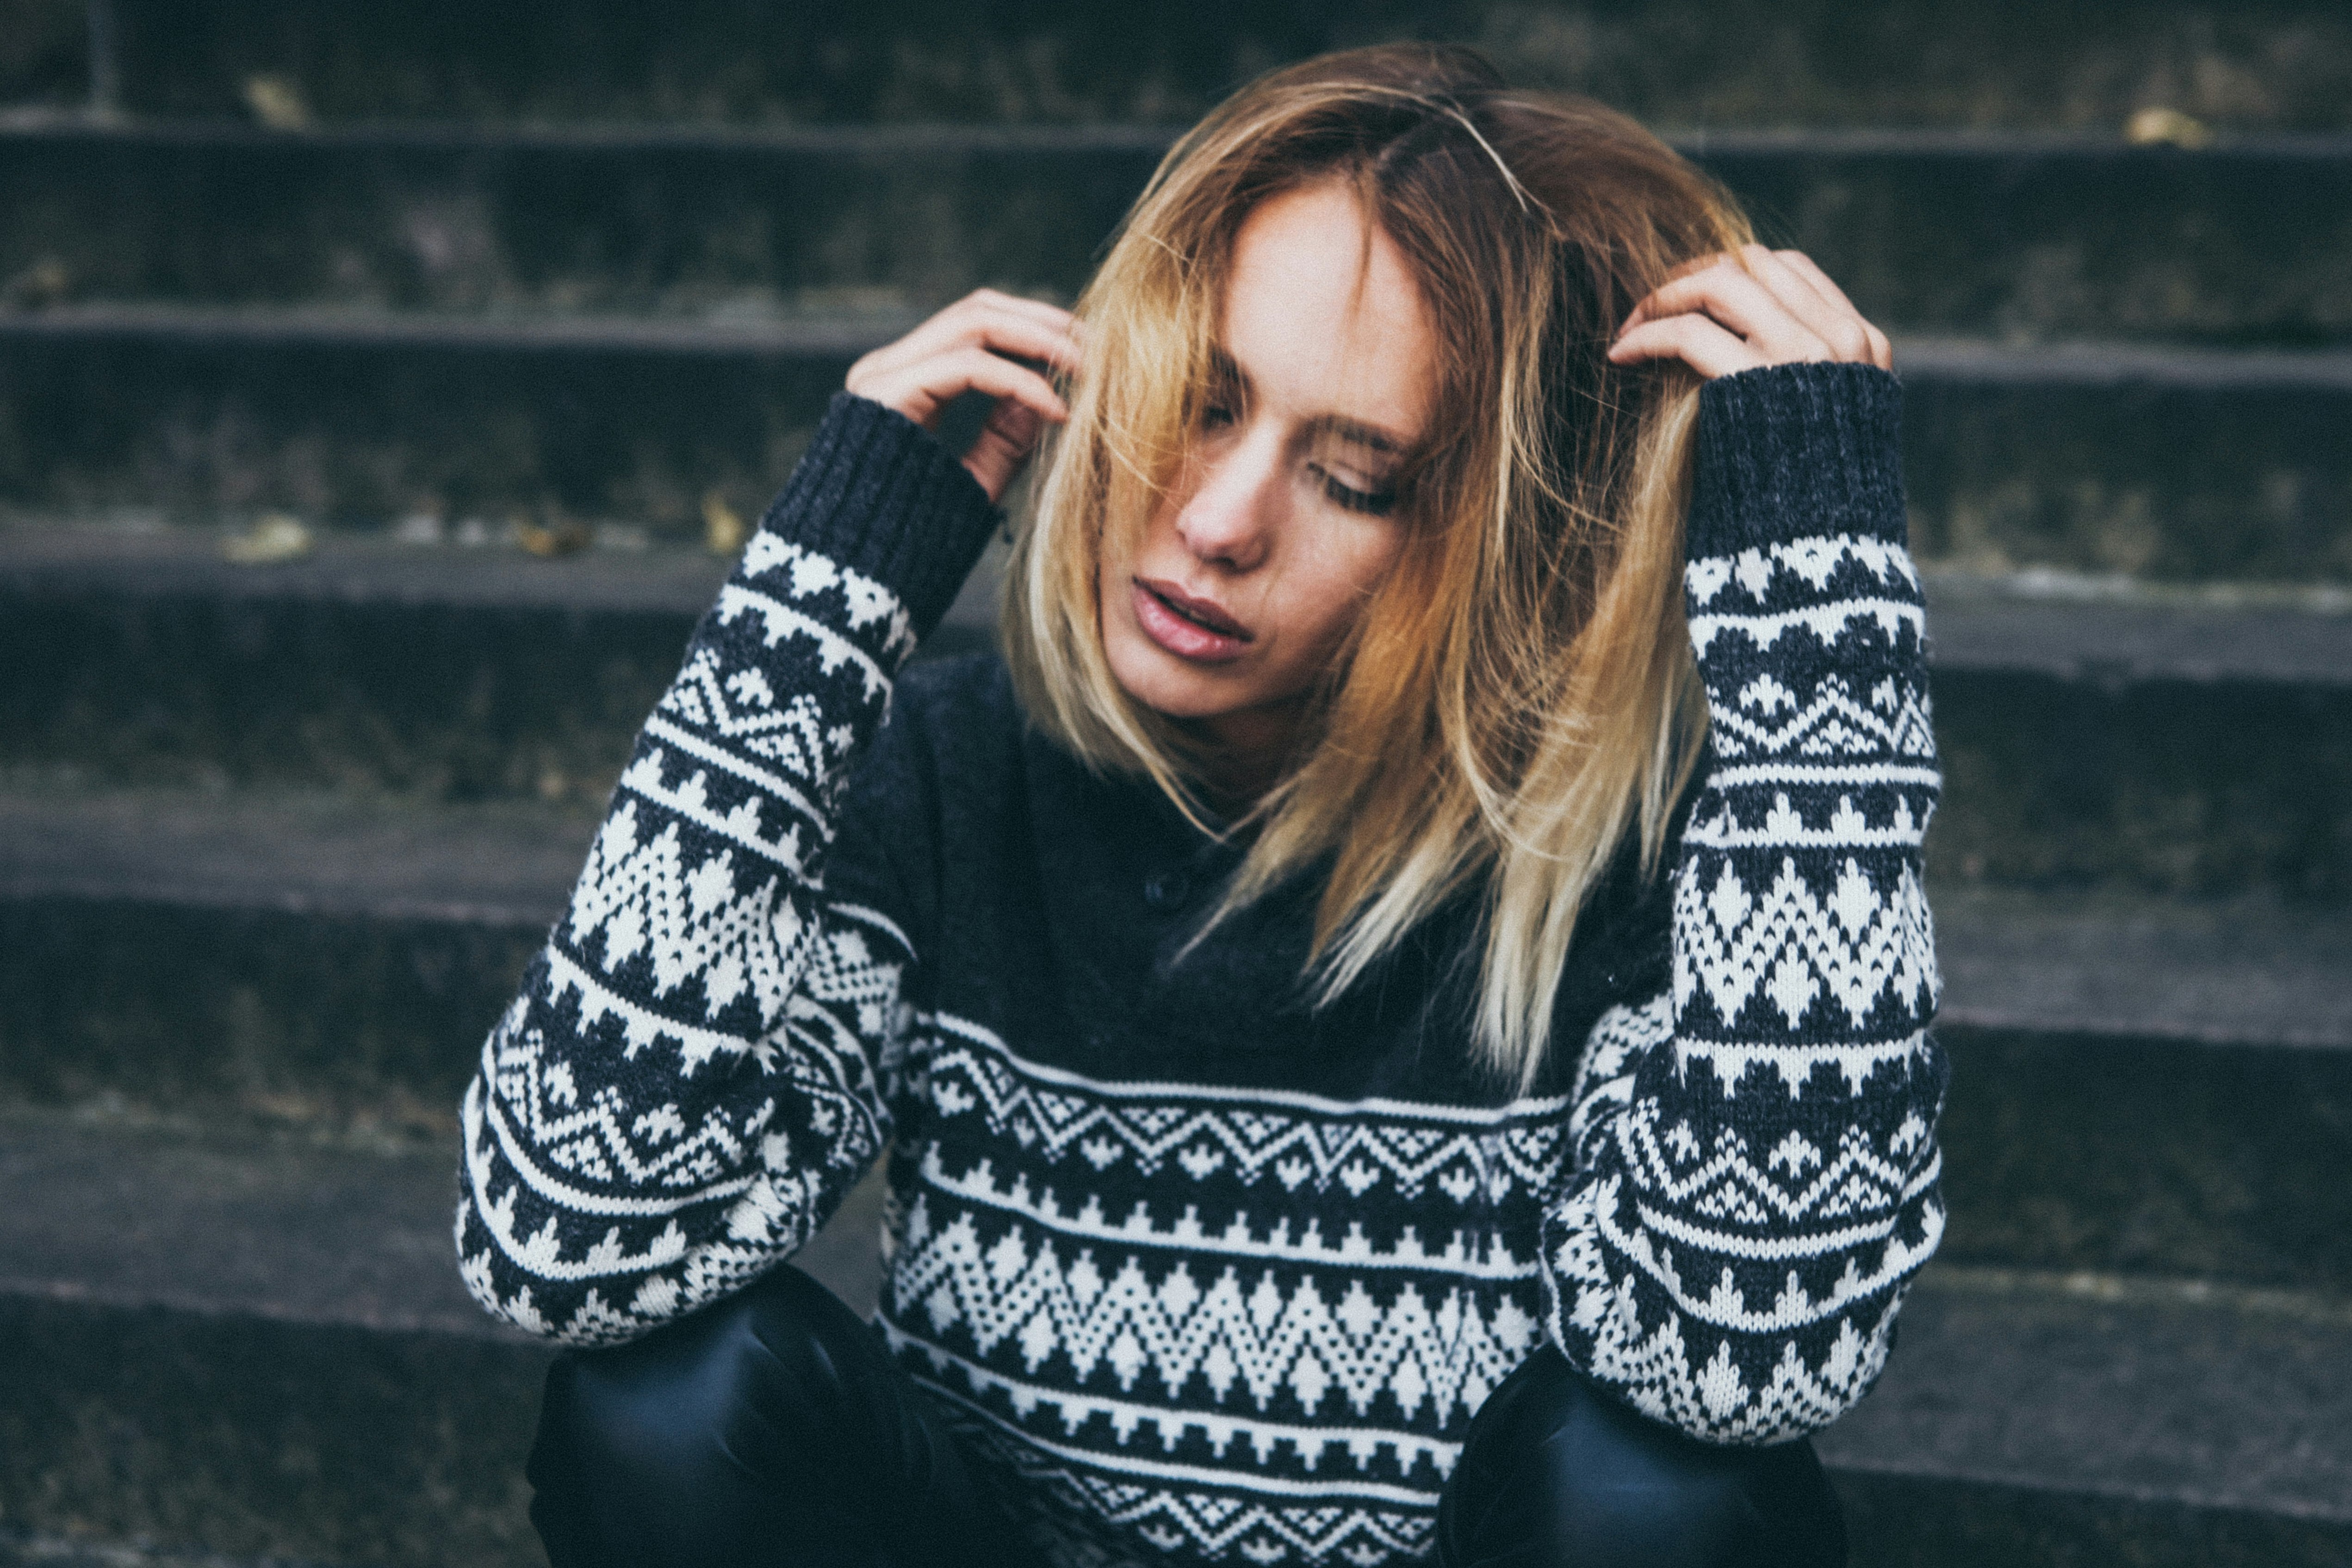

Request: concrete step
left=0, top=1529, right=329, bottom=1567
left=2, top=778, right=2346, bottom=1292
left=1, top=1107, right=2345, bottom=1566
left=1895, top=339, right=2352, bottom=581
left=1928, top=885, right=2352, bottom=1291
left=0, top=1114, right=545, bottom=1568
left=0, top=305, right=878, bottom=539
left=1822, top=1270, right=2352, bottom=1568
left=5, top=0, right=2346, bottom=131
left=4, top=122, right=2346, bottom=346
left=1923, top=580, right=2352, bottom=901
left=2, top=308, right=2346, bottom=578
left=0, top=1107, right=888, bottom=1568
left=0, top=525, right=991, bottom=807
left=0, top=790, right=560, bottom=1141
left=6, top=529, right=2347, bottom=895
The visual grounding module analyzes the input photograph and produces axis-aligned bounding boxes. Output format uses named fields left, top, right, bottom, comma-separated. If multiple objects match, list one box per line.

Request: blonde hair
left=1003, top=44, right=1751, bottom=1090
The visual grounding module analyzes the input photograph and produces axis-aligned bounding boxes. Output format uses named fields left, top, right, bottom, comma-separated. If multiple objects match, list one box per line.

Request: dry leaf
left=223, top=514, right=313, bottom=564
left=518, top=518, right=591, bottom=558
left=242, top=74, right=313, bottom=130
left=2125, top=107, right=2212, bottom=149
left=703, top=490, right=748, bottom=555
left=2, top=257, right=71, bottom=308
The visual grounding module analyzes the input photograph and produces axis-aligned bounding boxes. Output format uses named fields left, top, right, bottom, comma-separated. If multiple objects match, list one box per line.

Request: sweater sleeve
left=1539, top=361, right=1946, bottom=1443
left=454, top=394, right=998, bottom=1345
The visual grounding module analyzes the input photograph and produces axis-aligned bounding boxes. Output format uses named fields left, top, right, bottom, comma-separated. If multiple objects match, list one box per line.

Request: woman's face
left=1098, top=180, right=1437, bottom=773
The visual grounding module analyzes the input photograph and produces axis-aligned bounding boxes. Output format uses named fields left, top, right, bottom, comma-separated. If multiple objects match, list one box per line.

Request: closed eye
left=1314, top=466, right=1397, bottom=516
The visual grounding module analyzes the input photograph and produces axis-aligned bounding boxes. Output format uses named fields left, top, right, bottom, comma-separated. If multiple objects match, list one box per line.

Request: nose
left=1172, top=434, right=1281, bottom=572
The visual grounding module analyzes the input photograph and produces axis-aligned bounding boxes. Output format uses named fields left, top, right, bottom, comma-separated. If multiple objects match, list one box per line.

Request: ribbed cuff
left=751, top=392, right=1005, bottom=638
left=1688, top=362, right=1905, bottom=557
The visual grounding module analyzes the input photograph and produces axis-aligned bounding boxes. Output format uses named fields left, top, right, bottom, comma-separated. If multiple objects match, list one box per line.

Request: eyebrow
left=1208, top=347, right=1411, bottom=456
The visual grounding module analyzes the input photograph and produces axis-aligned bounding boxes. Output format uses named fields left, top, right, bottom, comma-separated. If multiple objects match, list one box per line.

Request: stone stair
left=2, top=3, right=2347, bottom=1564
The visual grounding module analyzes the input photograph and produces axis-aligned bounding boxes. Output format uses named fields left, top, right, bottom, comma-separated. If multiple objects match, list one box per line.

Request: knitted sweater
left=456, top=361, right=1946, bottom=1568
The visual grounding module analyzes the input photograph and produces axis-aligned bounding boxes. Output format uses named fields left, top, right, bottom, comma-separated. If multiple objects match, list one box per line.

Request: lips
left=1132, top=577, right=1252, bottom=663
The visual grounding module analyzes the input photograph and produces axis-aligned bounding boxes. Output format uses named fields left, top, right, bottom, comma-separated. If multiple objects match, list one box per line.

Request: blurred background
left=0, top=2, right=2346, bottom=1565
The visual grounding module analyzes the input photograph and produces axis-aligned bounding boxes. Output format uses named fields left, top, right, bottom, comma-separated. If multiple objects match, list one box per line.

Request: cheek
left=1286, top=529, right=1405, bottom=657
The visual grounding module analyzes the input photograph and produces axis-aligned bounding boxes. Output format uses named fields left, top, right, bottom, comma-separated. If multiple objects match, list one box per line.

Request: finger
left=1621, top=261, right=1833, bottom=366
left=1770, top=250, right=1861, bottom=317
left=852, top=302, right=1082, bottom=388
left=963, top=288, right=1079, bottom=334
left=851, top=308, right=1077, bottom=388
left=858, top=346, right=1070, bottom=432
left=1773, top=251, right=1893, bottom=370
left=962, top=400, right=1047, bottom=502
left=950, top=309, right=1084, bottom=378
left=1618, top=252, right=1739, bottom=335
left=924, top=291, right=1080, bottom=363
left=1741, top=245, right=1875, bottom=365
left=1607, top=315, right=1769, bottom=380
left=849, top=291, right=1074, bottom=376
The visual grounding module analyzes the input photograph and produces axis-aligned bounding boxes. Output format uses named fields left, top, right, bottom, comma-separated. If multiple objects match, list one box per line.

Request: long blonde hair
left=1004, top=44, right=1750, bottom=1090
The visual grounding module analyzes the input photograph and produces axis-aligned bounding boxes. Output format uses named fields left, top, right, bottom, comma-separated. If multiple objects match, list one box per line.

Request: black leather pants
left=528, top=1263, right=1847, bottom=1568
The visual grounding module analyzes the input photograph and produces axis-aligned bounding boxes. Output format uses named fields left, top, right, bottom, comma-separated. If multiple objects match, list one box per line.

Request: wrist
left=754, top=393, right=1004, bottom=640
left=1686, top=362, right=1905, bottom=558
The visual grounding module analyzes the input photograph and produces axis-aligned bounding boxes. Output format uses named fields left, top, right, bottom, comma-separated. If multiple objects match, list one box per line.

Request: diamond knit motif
left=563, top=799, right=800, bottom=1041
left=1674, top=854, right=1937, bottom=1039
left=660, top=648, right=845, bottom=784
left=948, top=1414, right=1438, bottom=1568
left=890, top=1189, right=1540, bottom=1443
left=922, top=1030, right=1565, bottom=1203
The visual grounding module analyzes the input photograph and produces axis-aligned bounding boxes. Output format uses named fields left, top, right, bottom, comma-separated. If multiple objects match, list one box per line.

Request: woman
left=458, top=43, right=1942, bottom=1568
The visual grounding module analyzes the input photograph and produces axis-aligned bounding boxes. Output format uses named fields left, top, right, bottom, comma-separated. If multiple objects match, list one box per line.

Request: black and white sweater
left=456, top=362, right=1945, bottom=1568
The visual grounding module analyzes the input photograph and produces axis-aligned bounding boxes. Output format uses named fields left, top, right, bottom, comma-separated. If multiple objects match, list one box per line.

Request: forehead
left=1221, top=181, right=1436, bottom=446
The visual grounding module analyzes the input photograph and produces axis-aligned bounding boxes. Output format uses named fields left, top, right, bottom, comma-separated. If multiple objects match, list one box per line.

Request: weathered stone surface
left=3, top=315, right=2344, bottom=574
left=0, top=787, right=570, bottom=1137
left=9, top=532, right=2346, bottom=893
left=1692, top=133, right=2352, bottom=348
left=0, top=528, right=994, bottom=803
left=1837, top=1468, right=2352, bottom=1568
left=1927, top=664, right=2352, bottom=899
left=0, top=1109, right=877, bottom=1566
left=3, top=123, right=2345, bottom=344
left=7, top=0, right=2347, bottom=130
left=1898, top=341, right=2352, bottom=581
left=0, top=1111, right=548, bottom=1568
left=1824, top=1271, right=2352, bottom=1555
left=0, top=1526, right=333, bottom=1566
left=0, top=308, right=864, bottom=534
left=1936, top=1025, right=2352, bottom=1294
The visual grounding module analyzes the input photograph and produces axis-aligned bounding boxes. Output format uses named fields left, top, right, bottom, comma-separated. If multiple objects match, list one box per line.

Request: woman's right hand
left=845, top=290, right=1081, bottom=503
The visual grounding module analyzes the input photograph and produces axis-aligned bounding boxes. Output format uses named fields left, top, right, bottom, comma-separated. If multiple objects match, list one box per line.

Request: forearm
left=1547, top=362, right=1946, bottom=1443
left=457, top=395, right=996, bottom=1344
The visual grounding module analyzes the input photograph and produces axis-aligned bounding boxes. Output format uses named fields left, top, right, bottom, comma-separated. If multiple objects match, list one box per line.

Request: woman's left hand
left=1607, top=245, right=1893, bottom=380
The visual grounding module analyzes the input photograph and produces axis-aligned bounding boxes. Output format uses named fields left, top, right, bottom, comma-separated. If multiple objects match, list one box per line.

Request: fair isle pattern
left=883, top=1021, right=1554, bottom=1563
left=1540, top=523, right=1945, bottom=1444
left=455, top=376, right=1947, bottom=1566
left=456, top=530, right=916, bottom=1344
left=918, top=1020, right=1569, bottom=1204
left=939, top=1398, right=1438, bottom=1568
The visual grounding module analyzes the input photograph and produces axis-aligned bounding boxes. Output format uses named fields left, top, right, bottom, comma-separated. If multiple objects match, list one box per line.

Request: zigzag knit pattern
left=457, top=366, right=1946, bottom=1567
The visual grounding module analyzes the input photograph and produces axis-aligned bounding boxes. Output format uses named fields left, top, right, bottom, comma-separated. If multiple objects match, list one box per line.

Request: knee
left=1437, top=1348, right=1846, bottom=1568
left=527, top=1264, right=867, bottom=1563
left=535, top=1264, right=850, bottom=1477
